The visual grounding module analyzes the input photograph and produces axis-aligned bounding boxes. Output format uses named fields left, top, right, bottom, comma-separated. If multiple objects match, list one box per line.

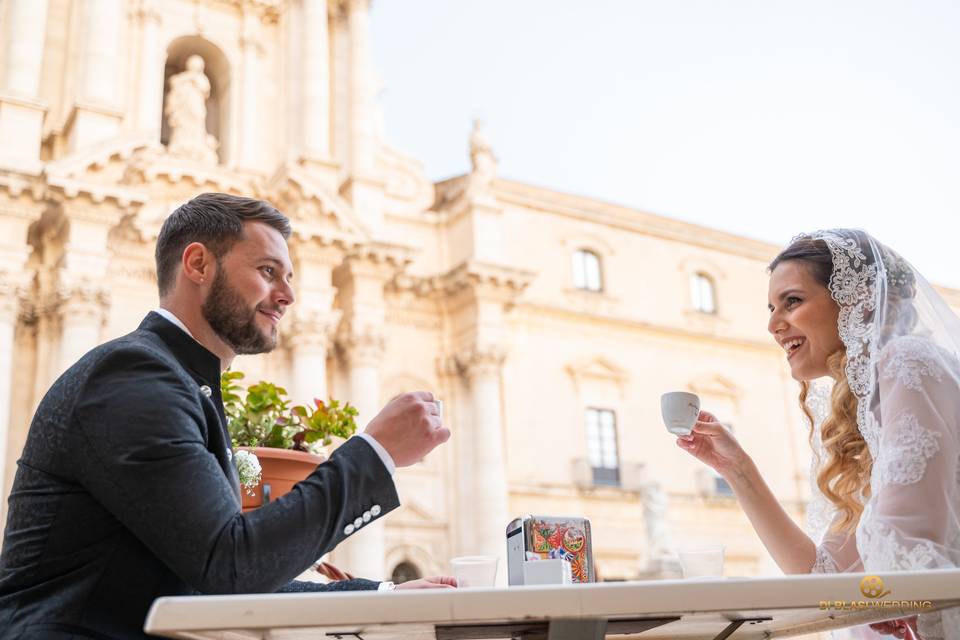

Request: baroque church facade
left=4, top=0, right=957, bottom=583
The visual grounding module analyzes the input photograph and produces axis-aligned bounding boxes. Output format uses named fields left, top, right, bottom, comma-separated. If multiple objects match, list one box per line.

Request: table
left=144, top=569, right=960, bottom=639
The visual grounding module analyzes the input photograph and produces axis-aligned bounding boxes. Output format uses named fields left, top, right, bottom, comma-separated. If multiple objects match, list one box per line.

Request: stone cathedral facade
left=3, top=0, right=957, bottom=583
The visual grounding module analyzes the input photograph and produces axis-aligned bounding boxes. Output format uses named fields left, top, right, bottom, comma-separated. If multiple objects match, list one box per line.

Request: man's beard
left=202, top=268, right=277, bottom=355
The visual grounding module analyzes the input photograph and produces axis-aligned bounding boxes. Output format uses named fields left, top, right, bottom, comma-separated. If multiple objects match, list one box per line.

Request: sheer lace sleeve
left=858, top=339, right=959, bottom=572
left=858, top=338, right=960, bottom=640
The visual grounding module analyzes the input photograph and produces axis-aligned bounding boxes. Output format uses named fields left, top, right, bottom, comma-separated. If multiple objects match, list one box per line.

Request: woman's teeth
left=783, top=337, right=805, bottom=357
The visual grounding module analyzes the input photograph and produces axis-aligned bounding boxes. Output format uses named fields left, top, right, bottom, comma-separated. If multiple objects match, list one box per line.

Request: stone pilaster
left=68, top=0, right=124, bottom=151
left=56, top=285, right=110, bottom=375
left=0, top=0, right=50, bottom=172
left=301, top=0, right=332, bottom=162
left=237, top=6, right=265, bottom=170
left=334, top=325, right=387, bottom=579
left=453, top=345, right=509, bottom=570
left=0, top=181, right=44, bottom=515
left=133, top=0, right=164, bottom=138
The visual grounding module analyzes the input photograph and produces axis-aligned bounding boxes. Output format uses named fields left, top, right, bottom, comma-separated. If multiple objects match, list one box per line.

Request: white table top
left=144, top=569, right=960, bottom=639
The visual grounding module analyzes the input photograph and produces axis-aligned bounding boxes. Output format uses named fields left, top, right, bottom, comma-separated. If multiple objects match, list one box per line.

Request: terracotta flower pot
left=239, top=447, right=326, bottom=512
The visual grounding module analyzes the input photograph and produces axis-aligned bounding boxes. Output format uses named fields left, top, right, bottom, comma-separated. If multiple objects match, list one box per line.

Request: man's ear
left=181, top=242, right=214, bottom=285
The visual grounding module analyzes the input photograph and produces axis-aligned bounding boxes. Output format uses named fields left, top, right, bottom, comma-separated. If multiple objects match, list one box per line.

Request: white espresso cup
left=660, top=391, right=701, bottom=436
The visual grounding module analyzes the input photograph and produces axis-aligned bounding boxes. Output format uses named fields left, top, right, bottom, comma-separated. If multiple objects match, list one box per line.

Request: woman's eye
left=786, top=296, right=801, bottom=308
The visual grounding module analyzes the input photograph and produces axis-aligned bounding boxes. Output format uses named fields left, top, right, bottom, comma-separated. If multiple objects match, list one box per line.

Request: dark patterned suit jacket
left=0, top=312, right=399, bottom=639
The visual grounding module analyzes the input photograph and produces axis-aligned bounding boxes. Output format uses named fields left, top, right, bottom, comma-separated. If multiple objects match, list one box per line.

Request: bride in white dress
left=677, top=229, right=959, bottom=639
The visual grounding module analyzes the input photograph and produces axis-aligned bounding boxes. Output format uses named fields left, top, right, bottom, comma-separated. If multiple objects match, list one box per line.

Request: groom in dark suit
left=0, top=193, right=453, bottom=639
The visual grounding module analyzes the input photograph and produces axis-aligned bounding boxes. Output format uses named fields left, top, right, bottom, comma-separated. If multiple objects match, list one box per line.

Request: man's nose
left=275, top=279, right=295, bottom=307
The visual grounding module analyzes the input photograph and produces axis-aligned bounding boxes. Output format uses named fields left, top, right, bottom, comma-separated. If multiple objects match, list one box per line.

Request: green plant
left=221, top=370, right=359, bottom=452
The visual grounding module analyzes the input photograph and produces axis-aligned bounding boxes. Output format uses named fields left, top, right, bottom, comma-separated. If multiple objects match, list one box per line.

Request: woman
left=678, top=229, right=959, bottom=639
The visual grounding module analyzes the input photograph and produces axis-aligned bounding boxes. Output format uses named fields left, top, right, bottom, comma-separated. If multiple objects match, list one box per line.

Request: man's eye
left=261, top=266, right=274, bottom=277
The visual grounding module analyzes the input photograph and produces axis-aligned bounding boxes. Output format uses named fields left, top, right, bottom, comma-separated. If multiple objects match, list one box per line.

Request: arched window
left=690, top=272, right=716, bottom=314
left=390, top=560, right=422, bottom=584
left=572, top=249, right=602, bottom=292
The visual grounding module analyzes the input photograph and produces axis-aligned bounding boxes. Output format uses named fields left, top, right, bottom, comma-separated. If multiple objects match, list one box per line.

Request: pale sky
left=370, top=1, right=960, bottom=288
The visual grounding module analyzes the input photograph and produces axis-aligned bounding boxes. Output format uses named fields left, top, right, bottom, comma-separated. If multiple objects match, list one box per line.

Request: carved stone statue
left=165, top=55, right=219, bottom=165
left=641, top=481, right=676, bottom=566
left=468, top=119, right=497, bottom=192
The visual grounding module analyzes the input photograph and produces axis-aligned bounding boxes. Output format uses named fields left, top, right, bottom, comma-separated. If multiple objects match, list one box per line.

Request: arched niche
left=161, top=37, right=231, bottom=164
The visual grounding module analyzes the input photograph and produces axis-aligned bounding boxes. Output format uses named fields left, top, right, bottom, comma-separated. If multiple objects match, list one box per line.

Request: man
left=0, top=193, right=453, bottom=639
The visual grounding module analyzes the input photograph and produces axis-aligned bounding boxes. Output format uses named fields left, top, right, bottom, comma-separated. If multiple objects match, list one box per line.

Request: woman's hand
left=395, top=576, right=458, bottom=589
left=676, top=410, right=749, bottom=478
left=869, top=617, right=918, bottom=639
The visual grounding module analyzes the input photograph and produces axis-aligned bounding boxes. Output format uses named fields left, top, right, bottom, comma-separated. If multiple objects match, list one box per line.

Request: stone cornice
left=394, top=260, right=533, bottom=305
left=46, top=177, right=146, bottom=213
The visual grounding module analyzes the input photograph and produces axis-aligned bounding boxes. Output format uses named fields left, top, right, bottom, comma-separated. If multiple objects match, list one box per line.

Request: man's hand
left=364, top=391, right=450, bottom=467
left=395, top=576, right=457, bottom=589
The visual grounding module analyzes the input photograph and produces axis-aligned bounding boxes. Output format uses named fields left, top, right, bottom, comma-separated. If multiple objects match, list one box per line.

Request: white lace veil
left=794, top=229, right=960, bottom=639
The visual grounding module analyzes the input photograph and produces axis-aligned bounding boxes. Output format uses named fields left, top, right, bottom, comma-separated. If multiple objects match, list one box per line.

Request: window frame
left=690, top=271, right=717, bottom=314
left=585, top=407, right=620, bottom=486
left=572, top=249, right=604, bottom=293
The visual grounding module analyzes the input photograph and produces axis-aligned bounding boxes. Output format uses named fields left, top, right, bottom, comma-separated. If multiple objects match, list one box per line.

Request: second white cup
left=450, top=555, right=498, bottom=588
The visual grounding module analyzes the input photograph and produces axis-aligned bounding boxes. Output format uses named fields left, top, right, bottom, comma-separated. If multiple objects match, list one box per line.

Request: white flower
left=234, top=449, right=262, bottom=496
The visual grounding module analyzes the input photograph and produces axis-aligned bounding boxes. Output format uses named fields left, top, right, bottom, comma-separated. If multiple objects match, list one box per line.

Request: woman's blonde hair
left=798, top=353, right=873, bottom=532
left=771, top=238, right=873, bottom=533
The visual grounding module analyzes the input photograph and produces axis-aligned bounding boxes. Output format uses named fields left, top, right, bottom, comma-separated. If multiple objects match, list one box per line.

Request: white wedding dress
left=798, top=230, right=960, bottom=640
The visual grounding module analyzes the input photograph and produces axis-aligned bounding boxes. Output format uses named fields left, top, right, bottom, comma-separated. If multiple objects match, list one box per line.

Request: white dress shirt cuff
left=377, top=581, right=397, bottom=591
left=356, top=432, right=396, bottom=476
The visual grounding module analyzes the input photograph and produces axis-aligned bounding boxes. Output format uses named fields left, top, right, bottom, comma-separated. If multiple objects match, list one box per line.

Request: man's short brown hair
left=155, top=192, right=291, bottom=297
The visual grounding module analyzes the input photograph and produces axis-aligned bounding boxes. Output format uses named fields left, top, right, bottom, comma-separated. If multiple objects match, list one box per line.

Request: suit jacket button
left=344, top=524, right=355, bottom=535
left=370, top=505, right=381, bottom=517
left=362, top=511, right=371, bottom=522
left=200, top=385, right=212, bottom=397
left=353, top=517, right=363, bottom=528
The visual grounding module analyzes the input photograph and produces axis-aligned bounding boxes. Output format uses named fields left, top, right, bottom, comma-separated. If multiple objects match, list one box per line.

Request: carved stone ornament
left=454, top=345, right=506, bottom=380
left=165, top=55, right=219, bottom=165
left=468, top=119, right=497, bottom=193
left=337, top=326, right=385, bottom=367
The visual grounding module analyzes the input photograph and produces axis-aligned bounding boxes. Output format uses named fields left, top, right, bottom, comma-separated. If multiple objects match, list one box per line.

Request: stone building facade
left=2, top=0, right=958, bottom=584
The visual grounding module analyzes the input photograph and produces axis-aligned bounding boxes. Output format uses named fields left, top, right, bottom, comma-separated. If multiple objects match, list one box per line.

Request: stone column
left=133, top=0, right=164, bottom=138
left=0, top=282, right=18, bottom=516
left=69, top=0, right=124, bottom=151
left=237, top=8, right=264, bottom=171
left=456, top=347, right=509, bottom=571
left=336, top=328, right=387, bottom=579
left=340, top=0, right=384, bottom=230
left=287, top=239, right=342, bottom=404
left=57, top=286, right=109, bottom=374
left=301, top=0, right=331, bottom=161
left=0, top=0, right=50, bottom=171
left=330, top=251, right=399, bottom=580
left=53, top=193, right=129, bottom=374
left=0, top=186, right=45, bottom=517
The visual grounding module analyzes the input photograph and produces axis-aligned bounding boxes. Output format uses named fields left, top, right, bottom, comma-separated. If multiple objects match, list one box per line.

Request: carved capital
left=454, top=345, right=506, bottom=380
left=57, top=285, right=110, bottom=325
left=337, top=326, right=385, bottom=367
left=286, top=310, right=342, bottom=352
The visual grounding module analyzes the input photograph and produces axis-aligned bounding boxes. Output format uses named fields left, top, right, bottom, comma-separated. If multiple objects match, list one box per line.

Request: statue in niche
left=165, top=55, right=219, bottom=165
left=468, top=119, right=497, bottom=193
left=641, top=481, right=676, bottom=568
